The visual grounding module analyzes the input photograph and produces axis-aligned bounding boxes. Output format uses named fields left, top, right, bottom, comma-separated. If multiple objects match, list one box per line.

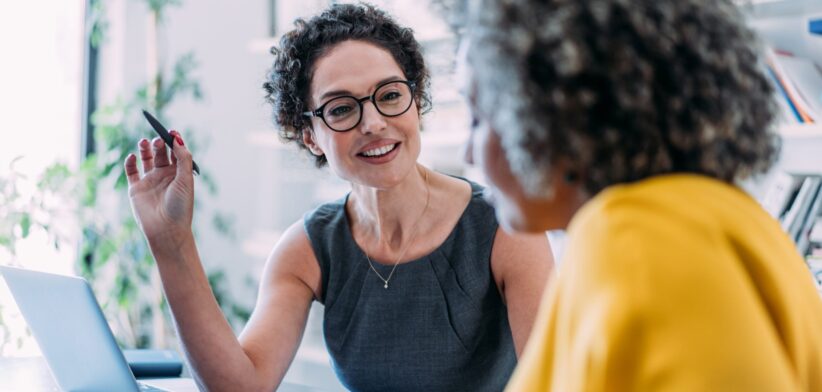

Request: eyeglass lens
left=322, top=81, right=413, bottom=131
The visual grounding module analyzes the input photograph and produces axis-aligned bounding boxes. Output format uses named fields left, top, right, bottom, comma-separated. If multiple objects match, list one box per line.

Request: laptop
left=0, top=265, right=187, bottom=392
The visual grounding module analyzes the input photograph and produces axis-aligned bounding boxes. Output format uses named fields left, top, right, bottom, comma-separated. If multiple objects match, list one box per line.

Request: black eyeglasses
left=303, top=80, right=416, bottom=132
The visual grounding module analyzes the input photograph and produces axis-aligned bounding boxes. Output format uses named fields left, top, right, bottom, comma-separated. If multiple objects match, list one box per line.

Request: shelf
left=737, top=0, right=822, bottom=18
left=780, top=124, right=822, bottom=139
left=777, top=124, right=822, bottom=175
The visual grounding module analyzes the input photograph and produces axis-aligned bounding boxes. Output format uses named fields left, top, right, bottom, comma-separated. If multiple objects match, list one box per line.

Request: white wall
left=99, top=0, right=277, bottom=312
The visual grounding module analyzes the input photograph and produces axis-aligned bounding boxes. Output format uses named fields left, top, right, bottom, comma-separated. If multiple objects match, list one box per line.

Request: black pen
left=141, top=110, right=200, bottom=175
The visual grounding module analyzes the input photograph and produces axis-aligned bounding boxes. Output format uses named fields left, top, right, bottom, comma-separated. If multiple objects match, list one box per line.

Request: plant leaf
left=19, top=213, right=31, bottom=238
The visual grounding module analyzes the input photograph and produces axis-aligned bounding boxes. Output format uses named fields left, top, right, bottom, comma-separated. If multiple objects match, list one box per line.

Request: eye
left=328, top=104, right=354, bottom=117
left=379, top=91, right=402, bottom=102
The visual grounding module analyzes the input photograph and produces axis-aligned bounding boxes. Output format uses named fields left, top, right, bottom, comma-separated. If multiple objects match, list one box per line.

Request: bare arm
left=238, top=221, right=321, bottom=390
left=490, top=229, right=554, bottom=356
left=125, top=136, right=318, bottom=391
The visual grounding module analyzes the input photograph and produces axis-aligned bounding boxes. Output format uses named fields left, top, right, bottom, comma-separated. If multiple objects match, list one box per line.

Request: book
left=774, top=53, right=822, bottom=120
left=805, top=256, right=822, bottom=295
left=766, top=66, right=803, bottom=124
left=796, top=184, right=822, bottom=256
left=809, top=218, right=822, bottom=244
left=781, top=176, right=821, bottom=242
left=759, top=171, right=801, bottom=218
left=766, top=47, right=818, bottom=123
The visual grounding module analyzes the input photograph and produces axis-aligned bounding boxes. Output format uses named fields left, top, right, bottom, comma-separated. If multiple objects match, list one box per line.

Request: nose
left=463, top=130, right=475, bottom=165
left=359, top=101, right=387, bottom=134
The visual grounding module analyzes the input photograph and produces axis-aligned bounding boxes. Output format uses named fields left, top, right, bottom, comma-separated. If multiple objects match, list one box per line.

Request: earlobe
left=302, top=129, right=325, bottom=156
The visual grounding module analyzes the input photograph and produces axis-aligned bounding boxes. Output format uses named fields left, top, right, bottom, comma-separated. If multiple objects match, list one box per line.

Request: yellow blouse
left=507, top=174, right=822, bottom=391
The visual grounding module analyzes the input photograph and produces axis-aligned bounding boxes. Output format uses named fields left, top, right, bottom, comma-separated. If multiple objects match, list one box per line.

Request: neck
left=348, top=164, right=430, bottom=252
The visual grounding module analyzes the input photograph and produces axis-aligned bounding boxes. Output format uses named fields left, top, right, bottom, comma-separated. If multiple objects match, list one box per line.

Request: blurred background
left=1, top=0, right=821, bottom=391
left=0, top=0, right=477, bottom=389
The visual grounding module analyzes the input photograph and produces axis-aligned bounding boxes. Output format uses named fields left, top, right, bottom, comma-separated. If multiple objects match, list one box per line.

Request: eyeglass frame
left=302, top=80, right=417, bottom=132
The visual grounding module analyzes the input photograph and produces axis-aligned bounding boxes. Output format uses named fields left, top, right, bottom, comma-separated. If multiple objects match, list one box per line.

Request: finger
left=169, top=130, right=194, bottom=179
left=124, top=153, right=141, bottom=185
left=152, top=137, right=171, bottom=168
left=169, top=130, right=179, bottom=166
left=138, top=138, right=153, bottom=173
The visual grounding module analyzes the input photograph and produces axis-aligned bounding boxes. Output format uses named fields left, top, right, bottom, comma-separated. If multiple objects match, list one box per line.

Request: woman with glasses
left=459, top=0, right=822, bottom=390
left=123, top=3, right=552, bottom=391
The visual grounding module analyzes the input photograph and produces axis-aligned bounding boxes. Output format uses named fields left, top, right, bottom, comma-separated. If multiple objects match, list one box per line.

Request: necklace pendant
left=384, top=283, right=388, bottom=289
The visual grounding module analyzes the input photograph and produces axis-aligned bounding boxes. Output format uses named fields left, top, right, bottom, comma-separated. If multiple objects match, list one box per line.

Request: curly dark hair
left=465, top=0, right=780, bottom=196
left=262, top=3, right=431, bottom=168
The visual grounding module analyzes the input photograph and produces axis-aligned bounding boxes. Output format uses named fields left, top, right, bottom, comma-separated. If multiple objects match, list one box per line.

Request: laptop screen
left=1, top=266, right=141, bottom=392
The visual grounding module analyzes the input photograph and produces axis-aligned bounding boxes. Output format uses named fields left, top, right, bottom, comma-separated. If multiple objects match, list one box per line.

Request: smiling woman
left=124, top=3, right=555, bottom=391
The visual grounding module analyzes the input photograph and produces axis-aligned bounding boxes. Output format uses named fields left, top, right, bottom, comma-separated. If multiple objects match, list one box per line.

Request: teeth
left=362, top=143, right=397, bottom=157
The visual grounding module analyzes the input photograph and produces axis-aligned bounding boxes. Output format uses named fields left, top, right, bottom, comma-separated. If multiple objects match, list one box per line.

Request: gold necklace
left=363, top=168, right=431, bottom=289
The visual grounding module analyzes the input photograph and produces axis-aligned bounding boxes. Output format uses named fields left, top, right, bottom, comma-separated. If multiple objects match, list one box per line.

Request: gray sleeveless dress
left=304, top=179, right=517, bottom=392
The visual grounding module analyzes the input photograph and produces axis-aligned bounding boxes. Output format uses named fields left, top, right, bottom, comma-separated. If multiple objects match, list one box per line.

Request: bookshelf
left=739, top=1, right=822, bottom=177
left=740, top=0, right=822, bottom=294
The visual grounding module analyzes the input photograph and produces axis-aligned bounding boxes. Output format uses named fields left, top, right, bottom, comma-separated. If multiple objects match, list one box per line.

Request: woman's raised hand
left=124, top=131, right=195, bottom=244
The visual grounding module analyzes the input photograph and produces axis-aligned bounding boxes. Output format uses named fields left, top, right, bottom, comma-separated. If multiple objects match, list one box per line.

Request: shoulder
left=562, top=175, right=772, bottom=312
left=304, top=195, right=347, bottom=228
left=489, top=227, right=553, bottom=297
left=441, top=175, right=496, bottom=228
left=568, top=175, right=752, bottom=273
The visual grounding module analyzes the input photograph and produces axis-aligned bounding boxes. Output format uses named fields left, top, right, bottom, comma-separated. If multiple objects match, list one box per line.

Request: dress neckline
left=341, top=176, right=482, bottom=267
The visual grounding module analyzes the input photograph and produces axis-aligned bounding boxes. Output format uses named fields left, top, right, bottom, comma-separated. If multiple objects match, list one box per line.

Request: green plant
left=77, top=0, right=251, bottom=348
left=0, top=0, right=252, bottom=352
left=0, top=158, right=79, bottom=354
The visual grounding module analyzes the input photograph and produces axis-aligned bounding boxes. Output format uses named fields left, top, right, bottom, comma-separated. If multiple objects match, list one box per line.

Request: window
left=0, top=0, right=86, bottom=356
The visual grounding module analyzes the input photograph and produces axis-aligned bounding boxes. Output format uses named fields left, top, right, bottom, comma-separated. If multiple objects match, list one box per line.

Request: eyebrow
left=317, top=76, right=405, bottom=103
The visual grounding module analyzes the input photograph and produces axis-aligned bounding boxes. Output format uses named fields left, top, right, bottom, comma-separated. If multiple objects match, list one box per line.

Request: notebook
left=0, top=265, right=186, bottom=392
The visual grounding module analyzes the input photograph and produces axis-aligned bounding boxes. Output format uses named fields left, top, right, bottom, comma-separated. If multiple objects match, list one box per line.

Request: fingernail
left=169, top=130, right=185, bottom=146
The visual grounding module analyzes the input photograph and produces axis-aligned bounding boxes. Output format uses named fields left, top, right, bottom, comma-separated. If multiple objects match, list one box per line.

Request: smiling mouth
left=358, top=143, right=399, bottom=158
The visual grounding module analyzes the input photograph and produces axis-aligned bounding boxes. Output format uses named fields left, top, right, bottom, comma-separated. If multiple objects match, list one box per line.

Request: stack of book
left=761, top=172, right=822, bottom=295
left=765, top=47, right=822, bottom=125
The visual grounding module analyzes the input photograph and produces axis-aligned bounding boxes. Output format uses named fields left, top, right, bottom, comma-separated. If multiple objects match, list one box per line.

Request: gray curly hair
left=464, top=0, right=780, bottom=196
